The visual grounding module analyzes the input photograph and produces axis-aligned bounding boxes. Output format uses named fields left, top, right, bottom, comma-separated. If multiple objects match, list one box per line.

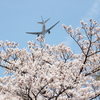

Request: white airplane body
left=26, top=17, right=60, bottom=37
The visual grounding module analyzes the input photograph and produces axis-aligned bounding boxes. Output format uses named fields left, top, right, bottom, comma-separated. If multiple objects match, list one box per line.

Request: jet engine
left=48, top=31, right=50, bottom=34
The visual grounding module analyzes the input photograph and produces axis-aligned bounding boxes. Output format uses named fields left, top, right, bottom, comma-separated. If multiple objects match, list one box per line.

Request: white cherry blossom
left=0, top=20, right=100, bottom=100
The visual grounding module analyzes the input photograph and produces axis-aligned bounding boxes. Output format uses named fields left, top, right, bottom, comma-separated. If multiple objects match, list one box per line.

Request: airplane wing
left=46, top=21, right=60, bottom=33
left=26, top=32, right=42, bottom=35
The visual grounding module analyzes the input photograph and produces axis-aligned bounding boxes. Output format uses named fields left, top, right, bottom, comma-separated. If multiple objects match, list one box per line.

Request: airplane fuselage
left=42, top=23, right=46, bottom=35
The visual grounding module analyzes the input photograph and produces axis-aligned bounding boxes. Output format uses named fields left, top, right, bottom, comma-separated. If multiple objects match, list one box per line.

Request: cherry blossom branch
left=90, top=94, right=100, bottom=100
left=85, top=66, right=100, bottom=76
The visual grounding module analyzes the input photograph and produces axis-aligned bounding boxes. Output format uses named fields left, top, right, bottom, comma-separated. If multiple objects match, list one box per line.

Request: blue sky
left=0, top=0, right=100, bottom=76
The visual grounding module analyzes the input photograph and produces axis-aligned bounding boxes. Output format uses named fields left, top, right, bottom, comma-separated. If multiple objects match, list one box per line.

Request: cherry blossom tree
left=0, top=19, right=100, bottom=100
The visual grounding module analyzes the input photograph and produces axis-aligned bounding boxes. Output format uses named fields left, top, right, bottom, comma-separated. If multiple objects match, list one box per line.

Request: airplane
left=26, top=16, right=60, bottom=37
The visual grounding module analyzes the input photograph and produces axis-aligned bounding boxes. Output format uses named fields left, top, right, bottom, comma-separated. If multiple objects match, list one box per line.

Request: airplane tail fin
left=37, top=18, right=50, bottom=24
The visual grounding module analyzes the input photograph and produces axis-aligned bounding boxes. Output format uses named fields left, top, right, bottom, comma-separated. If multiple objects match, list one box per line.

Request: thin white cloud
left=82, top=0, right=100, bottom=21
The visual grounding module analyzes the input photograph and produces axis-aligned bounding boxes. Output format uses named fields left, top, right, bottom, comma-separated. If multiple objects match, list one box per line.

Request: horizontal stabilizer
left=37, top=22, right=44, bottom=24
left=45, top=18, right=50, bottom=23
left=37, top=18, right=50, bottom=24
